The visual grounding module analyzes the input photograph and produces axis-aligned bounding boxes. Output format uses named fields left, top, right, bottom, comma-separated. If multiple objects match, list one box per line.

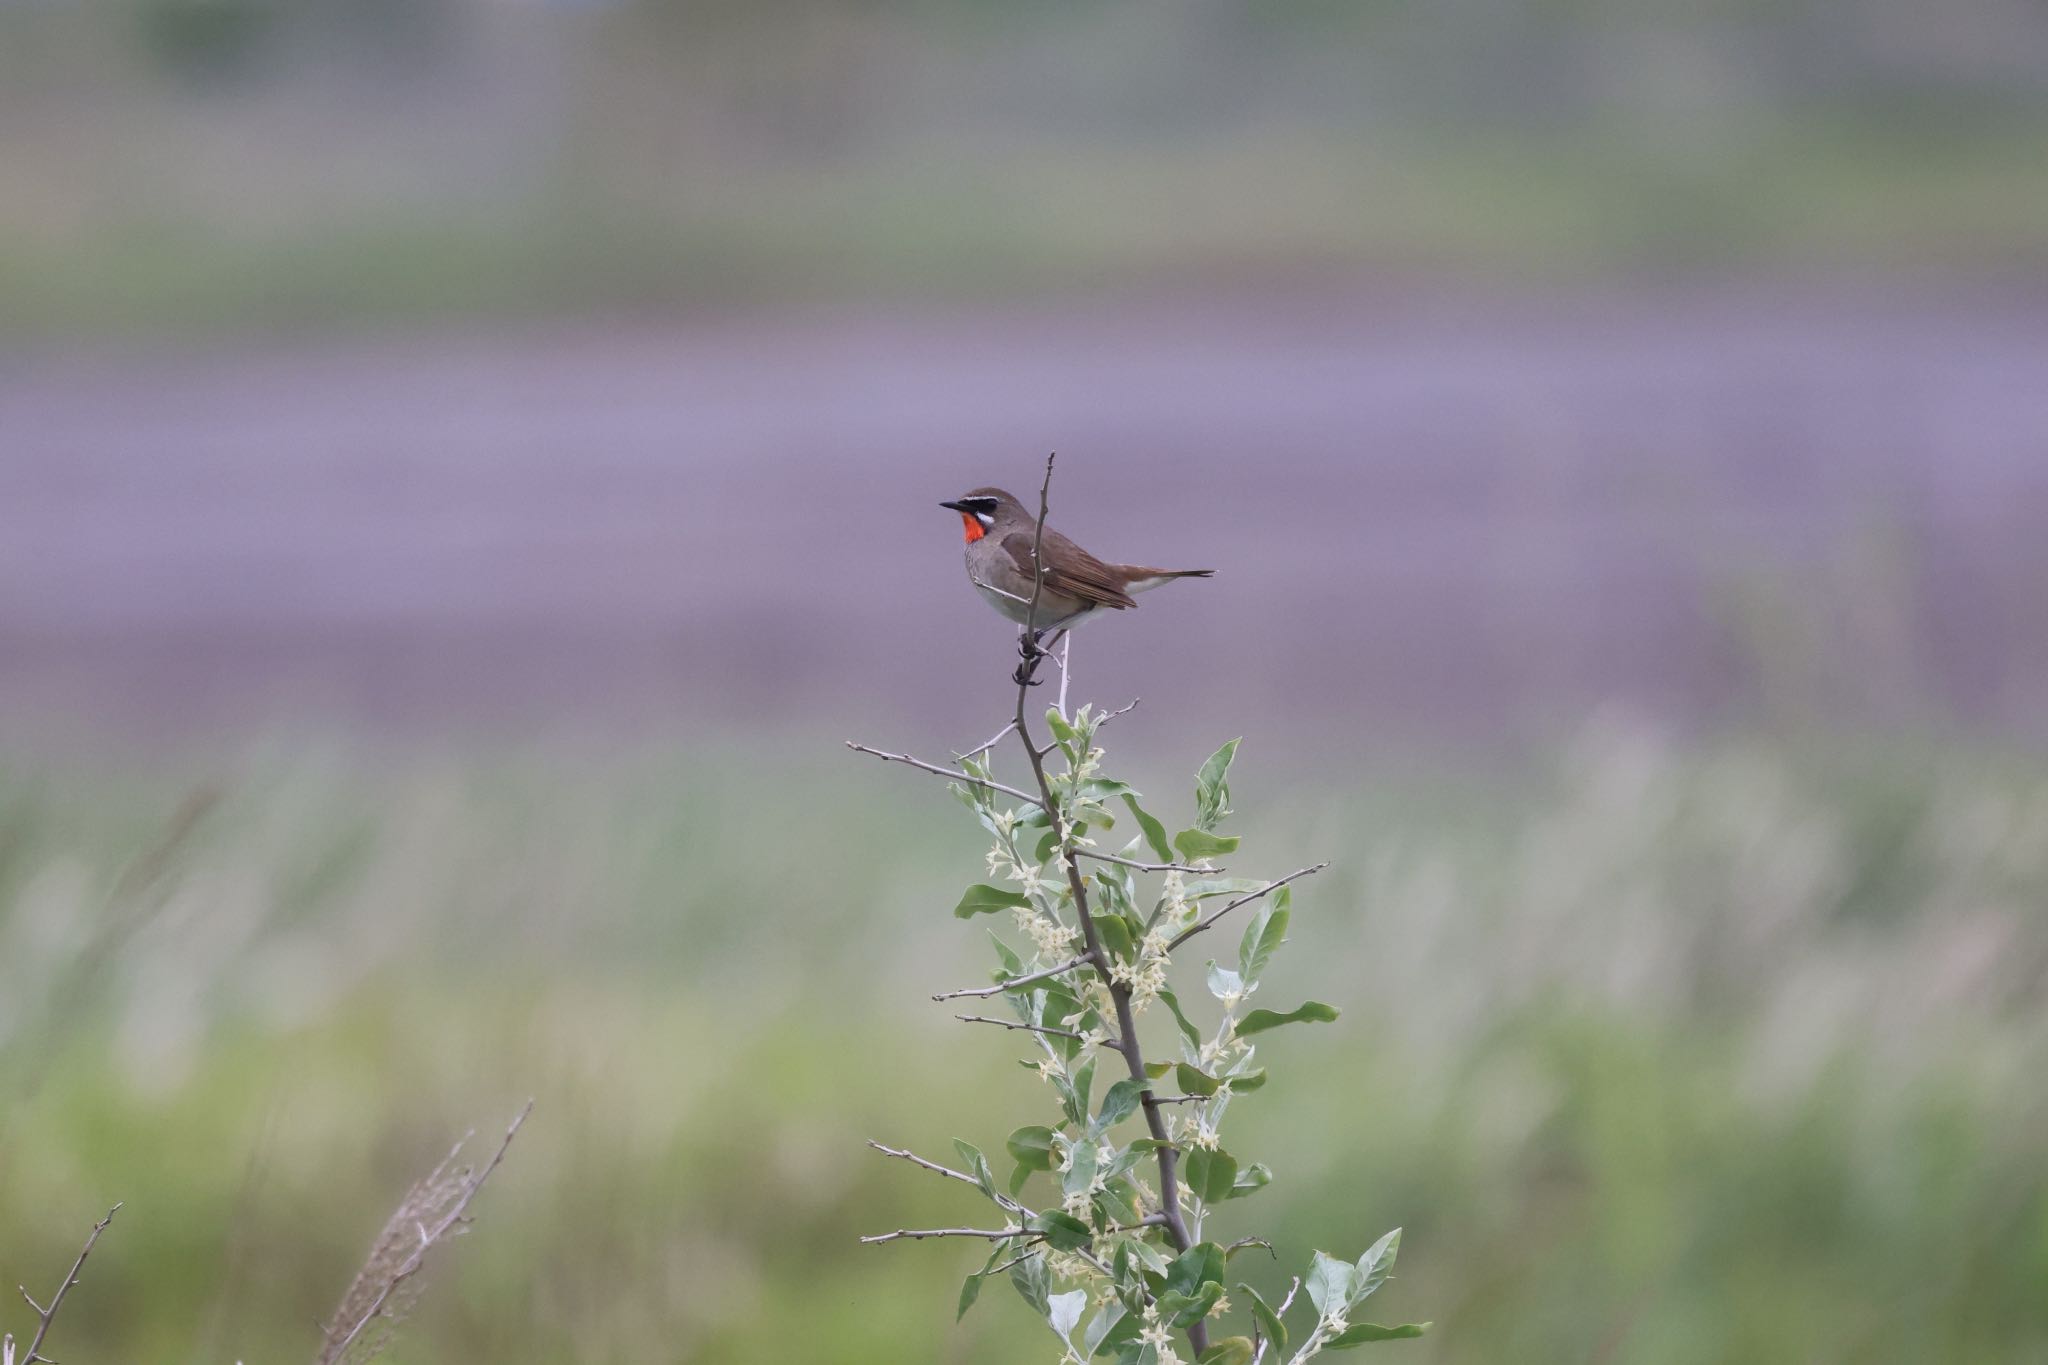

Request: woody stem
left=1011, top=454, right=1209, bottom=1359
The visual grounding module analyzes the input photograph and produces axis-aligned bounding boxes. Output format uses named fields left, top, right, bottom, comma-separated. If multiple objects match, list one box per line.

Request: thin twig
left=1074, top=850, right=1221, bottom=874
left=860, top=1225, right=1027, bottom=1245
left=1096, top=697, right=1141, bottom=726
left=954, top=1015, right=1093, bottom=1043
left=15, top=1203, right=120, bottom=1365
left=1168, top=864, right=1330, bottom=951
left=844, top=742, right=1043, bottom=808
left=954, top=721, right=1018, bottom=762
left=931, top=954, right=1090, bottom=1002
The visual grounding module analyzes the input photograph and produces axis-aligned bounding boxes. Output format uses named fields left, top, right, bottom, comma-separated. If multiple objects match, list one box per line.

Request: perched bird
left=939, top=487, right=1212, bottom=691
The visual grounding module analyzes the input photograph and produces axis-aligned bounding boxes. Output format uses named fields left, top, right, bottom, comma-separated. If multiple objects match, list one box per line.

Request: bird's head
left=939, top=487, right=1025, bottom=543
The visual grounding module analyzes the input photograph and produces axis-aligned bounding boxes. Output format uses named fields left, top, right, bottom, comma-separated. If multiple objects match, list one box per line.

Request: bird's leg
left=1012, top=628, right=1047, bottom=687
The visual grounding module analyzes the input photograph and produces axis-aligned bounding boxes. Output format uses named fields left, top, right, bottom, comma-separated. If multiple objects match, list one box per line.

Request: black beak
left=940, top=499, right=970, bottom=512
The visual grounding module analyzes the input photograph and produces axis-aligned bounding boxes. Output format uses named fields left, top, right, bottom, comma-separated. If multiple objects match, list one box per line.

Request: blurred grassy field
left=3, top=722, right=2045, bottom=1363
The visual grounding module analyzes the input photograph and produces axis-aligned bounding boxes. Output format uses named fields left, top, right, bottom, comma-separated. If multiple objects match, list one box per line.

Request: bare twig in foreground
left=843, top=742, right=1044, bottom=808
left=1167, top=864, right=1330, bottom=951
left=11, top=1203, right=120, bottom=1365
left=316, top=1101, right=532, bottom=1365
left=931, top=954, right=1090, bottom=1001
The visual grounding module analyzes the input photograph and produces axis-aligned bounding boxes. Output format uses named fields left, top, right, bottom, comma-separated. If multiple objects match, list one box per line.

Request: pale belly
left=970, top=573, right=1093, bottom=631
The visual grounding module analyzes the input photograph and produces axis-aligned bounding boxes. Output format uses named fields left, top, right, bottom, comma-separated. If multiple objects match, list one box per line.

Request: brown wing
left=1000, top=530, right=1139, bottom=611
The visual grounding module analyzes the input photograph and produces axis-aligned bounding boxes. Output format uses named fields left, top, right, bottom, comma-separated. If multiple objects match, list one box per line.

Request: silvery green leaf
left=1010, top=1251, right=1051, bottom=1316
left=1198, top=1338, right=1255, bottom=1365
left=1087, top=1302, right=1135, bottom=1355
left=1094, top=1077, right=1148, bottom=1132
left=989, top=931, right=1024, bottom=976
left=1206, top=962, right=1244, bottom=1002
left=1049, top=1288, right=1088, bottom=1340
left=1353, top=1227, right=1402, bottom=1303
left=1236, top=1001, right=1339, bottom=1035
left=1062, top=1135, right=1099, bottom=1197
left=1196, top=738, right=1240, bottom=831
left=1236, top=902, right=1289, bottom=987
left=1175, top=828, right=1241, bottom=861
left=953, top=1139, right=998, bottom=1198
left=1305, top=1250, right=1355, bottom=1318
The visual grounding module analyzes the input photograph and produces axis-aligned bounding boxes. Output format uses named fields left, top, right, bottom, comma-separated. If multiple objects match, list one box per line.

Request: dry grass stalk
left=316, top=1101, right=532, bottom=1365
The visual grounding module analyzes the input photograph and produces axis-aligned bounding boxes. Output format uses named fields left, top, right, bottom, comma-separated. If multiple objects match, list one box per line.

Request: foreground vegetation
left=2, top=726, right=2045, bottom=1362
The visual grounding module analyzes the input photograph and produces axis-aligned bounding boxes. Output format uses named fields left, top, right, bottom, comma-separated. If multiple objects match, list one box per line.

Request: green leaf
left=1046, top=707, right=1081, bottom=751
left=1305, top=1250, right=1355, bottom=1318
left=1035, top=827, right=1063, bottom=863
left=1198, top=1338, right=1256, bottom=1365
left=989, top=931, right=1024, bottom=976
left=1237, top=902, right=1290, bottom=987
left=1158, top=1281, right=1224, bottom=1327
left=1227, top=1162, right=1273, bottom=1199
left=1087, top=1302, right=1136, bottom=1356
left=953, top=1139, right=997, bottom=1198
left=1222, top=1068, right=1267, bottom=1093
left=1236, top=1001, right=1340, bottom=1035
left=1007, top=1126, right=1057, bottom=1171
left=1095, top=1078, right=1149, bottom=1132
left=1185, top=1147, right=1240, bottom=1202
left=1353, top=1227, right=1401, bottom=1303
left=1010, top=1251, right=1051, bottom=1316
left=1166, top=1241, right=1226, bottom=1297
left=1062, top=1138, right=1100, bottom=1198
left=1239, top=1283, right=1288, bottom=1353
left=1094, top=913, right=1137, bottom=962
left=1174, top=828, right=1241, bottom=861
left=1049, top=1288, right=1088, bottom=1339
left=1145, top=1060, right=1174, bottom=1080
left=957, top=1270, right=986, bottom=1320
left=1326, top=1323, right=1431, bottom=1347
left=1121, top=795, right=1174, bottom=863
left=1008, top=1162, right=1032, bottom=1198
left=956, top=884, right=1031, bottom=918
left=1223, top=1237, right=1273, bottom=1260
left=1157, top=988, right=1202, bottom=1049
left=1175, top=1062, right=1223, bottom=1097
left=1029, top=1210, right=1095, bottom=1251
left=1196, top=738, right=1240, bottom=831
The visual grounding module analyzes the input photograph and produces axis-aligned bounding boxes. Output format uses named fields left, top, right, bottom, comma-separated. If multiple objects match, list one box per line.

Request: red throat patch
left=960, top=512, right=985, bottom=543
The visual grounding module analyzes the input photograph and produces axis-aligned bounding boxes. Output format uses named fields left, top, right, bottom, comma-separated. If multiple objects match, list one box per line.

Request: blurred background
left=3, top=1, right=2048, bottom=1361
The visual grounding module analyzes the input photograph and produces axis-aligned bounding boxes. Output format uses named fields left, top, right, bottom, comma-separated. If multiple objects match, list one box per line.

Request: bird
left=939, top=486, right=1212, bottom=696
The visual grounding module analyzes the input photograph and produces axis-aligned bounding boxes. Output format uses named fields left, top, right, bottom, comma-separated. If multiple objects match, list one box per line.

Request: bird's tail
left=1120, top=567, right=1215, bottom=593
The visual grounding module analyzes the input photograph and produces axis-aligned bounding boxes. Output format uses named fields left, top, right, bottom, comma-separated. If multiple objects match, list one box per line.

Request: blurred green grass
left=3, top=725, right=2046, bottom=1362
left=6, top=117, right=2048, bottom=338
